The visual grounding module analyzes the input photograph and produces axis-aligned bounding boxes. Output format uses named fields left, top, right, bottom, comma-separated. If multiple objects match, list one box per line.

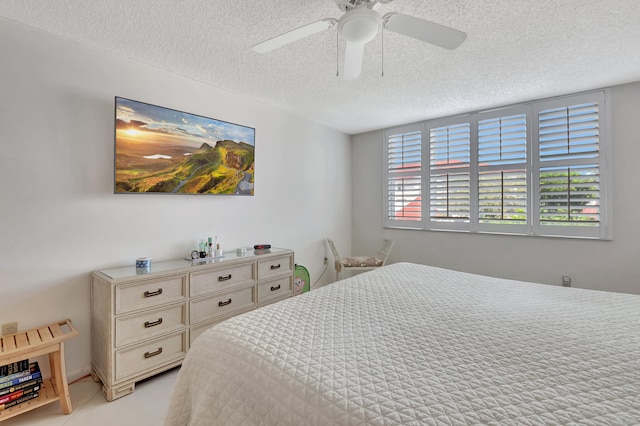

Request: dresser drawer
left=115, top=275, right=187, bottom=315
left=257, top=255, right=293, bottom=280
left=115, top=303, right=187, bottom=348
left=190, top=263, right=255, bottom=297
left=258, top=276, right=293, bottom=305
left=115, top=332, right=186, bottom=381
left=190, top=285, right=256, bottom=324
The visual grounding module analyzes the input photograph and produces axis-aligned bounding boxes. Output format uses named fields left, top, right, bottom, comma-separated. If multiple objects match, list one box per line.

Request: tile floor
left=2, top=367, right=179, bottom=426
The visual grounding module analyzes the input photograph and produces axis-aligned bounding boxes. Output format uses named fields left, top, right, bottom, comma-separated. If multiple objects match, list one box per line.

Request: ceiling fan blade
left=383, top=13, right=466, bottom=50
left=343, top=41, right=365, bottom=80
left=253, top=19, right=337, bottom=54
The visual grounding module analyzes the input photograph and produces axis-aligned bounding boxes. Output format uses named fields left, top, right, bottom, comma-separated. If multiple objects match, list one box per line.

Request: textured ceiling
left=1, top=0, right=640, bottom=135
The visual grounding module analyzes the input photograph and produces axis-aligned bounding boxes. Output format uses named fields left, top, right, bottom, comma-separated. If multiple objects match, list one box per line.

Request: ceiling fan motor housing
left=338, top=8, right=382, bottom=44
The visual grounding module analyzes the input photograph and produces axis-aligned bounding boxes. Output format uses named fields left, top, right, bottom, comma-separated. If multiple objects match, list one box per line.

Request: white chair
left=326, top=239, right=395, bottom=281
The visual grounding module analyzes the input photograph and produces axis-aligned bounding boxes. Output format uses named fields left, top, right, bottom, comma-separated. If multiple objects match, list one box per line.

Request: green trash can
left=294, top=264, right=310, bottom=295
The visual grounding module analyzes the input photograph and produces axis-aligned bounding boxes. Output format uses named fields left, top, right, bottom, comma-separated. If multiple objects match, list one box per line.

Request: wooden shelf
left=0, top=319, right=78, bottom=422
left=0, top=378, right=58, bottom=421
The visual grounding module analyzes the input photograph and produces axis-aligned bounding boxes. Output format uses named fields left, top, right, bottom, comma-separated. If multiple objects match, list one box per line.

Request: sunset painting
left=114, top=97, right=255, bottom=195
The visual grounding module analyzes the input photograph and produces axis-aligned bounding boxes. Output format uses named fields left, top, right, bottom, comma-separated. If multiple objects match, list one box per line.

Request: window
left=533, top=92, right=606, bottom=238
left=384, top=125, right=423, bottom=228
left=428, top=121, right=470, bottom=230
left=475, top=108, right=529, bottom=235
left=383, top=90, right=611, bottom=239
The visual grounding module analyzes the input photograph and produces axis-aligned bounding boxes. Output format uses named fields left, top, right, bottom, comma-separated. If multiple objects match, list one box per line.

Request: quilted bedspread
left=165, top=263, right=640, bottom=425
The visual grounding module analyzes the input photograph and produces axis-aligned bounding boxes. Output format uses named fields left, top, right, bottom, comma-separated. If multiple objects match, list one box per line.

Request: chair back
left=326, top=239, right=342, bottom=272
left=326, top=239, right=340, bottom=259
left=376, top=239, right=395, bottom=265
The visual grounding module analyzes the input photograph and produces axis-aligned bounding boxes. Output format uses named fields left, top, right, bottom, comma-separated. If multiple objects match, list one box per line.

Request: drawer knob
left=144, top=288, right=163, bottom=298
left=144, top=318, right=163, bottom=328
left=270, top=284, right=281, bottom=291
left=144, top=347, right=163, bottom=358
left=218, top=298, right=232, bottom=307
left=270, top=264, right=281, bottom=270
left=218, top=274, right=232, bottom=282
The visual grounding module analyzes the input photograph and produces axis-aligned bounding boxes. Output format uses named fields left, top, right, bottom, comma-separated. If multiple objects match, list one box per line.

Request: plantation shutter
left=428, top=122, right=471, bottom=229
left=382, top=89, right=610, bottom=239
left=384, top=126, right=423, bottom=228
left=538, top=165, right=600, bottom=224
left=477, top=113, right=528, bottom=230
left=535, top=91, right=607, bottom=238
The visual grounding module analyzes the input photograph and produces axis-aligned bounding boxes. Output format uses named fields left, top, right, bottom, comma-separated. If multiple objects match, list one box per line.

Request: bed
left=165, top=262, right=640, bottom=425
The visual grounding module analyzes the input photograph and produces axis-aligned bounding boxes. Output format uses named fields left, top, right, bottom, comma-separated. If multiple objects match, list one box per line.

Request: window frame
left=382, top=89, right=612, bottom=240
left=473, top=104, right=532, bottom=236
left=383, top=123, right=425, bottom=230
left=426, top=115, right=473, bottom=232
left=531, top=91, right=611, bottom=239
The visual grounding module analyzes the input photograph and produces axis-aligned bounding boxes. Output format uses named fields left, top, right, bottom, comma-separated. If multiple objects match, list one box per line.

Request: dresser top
left=96, top=247, right=293, bottom=280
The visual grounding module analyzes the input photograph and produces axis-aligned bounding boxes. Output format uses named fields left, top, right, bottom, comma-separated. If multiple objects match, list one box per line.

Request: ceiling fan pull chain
left=336, top=29, right=340, bottom=77
left=381, top=27, right=384, bottom=77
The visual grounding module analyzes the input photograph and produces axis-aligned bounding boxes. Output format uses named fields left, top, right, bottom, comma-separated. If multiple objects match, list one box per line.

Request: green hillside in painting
left=116, top=140, right=254, bottom=195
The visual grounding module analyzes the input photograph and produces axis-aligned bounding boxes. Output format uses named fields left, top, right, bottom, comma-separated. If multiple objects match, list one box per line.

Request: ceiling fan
left=252, top=0, right=467, bottom=79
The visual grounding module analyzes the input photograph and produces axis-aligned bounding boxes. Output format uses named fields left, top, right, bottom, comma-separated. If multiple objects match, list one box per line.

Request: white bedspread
left=165, top=262, right=640, bottom=425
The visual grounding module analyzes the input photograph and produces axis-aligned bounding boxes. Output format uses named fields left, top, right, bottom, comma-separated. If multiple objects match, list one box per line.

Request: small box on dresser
left=91, top=248, right=294, bottom=401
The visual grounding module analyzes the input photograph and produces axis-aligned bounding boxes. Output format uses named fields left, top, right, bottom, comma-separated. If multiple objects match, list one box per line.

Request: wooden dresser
left=91, top=248, right=294, bottom=401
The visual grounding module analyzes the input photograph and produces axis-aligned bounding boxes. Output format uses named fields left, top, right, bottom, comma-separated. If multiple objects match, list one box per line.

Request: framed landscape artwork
left=114, top=97, right=255, bottom=195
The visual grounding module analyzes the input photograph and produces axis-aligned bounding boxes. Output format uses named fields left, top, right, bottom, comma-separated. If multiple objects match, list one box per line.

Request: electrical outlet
left=562, top=275, right=572, bottom=287
left=324, top=256, right=328, bottom=265
left=2, top=322, right=18, bottom=336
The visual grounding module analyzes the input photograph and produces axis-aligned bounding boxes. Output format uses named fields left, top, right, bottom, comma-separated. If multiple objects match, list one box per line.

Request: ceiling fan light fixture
left=252, top=1, right=467, bottom=80
left=338, top=8, right=381, bottom=44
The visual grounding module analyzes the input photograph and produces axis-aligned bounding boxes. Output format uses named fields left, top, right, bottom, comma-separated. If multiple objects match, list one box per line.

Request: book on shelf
left=0, top=377, right=43, bottom=398
left=0, top=391, right=39, bottom=411
left=0, top=362, right=41, bottom=389
left=0, top=359, right=29, bottom=377
left=0, top=382, right=40, bottom=405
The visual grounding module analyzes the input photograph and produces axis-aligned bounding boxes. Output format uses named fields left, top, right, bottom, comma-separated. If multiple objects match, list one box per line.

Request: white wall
left=352, top=81, right=640, bottom=295
left=0, top=18, right=351, bottom=379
